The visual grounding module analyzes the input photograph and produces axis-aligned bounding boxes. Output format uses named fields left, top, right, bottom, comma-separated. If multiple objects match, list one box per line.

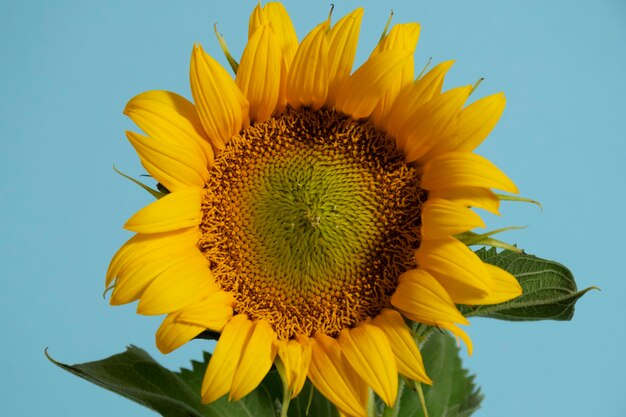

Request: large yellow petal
left=422, top=151, right=519, bottom=193
left=384, top=60, right=454, bottom=137
left=176, top=291, right=235, bottom=331
left=126, top=131, right=208, bottom=191
left=335, top=50, right=412, bottom=119
left=124, top=187, right=202, bottom=234
left=396, top=86, right=471, bottom=163
left=421, top=198, right=485, bottom=240
left=286, top=22, right=329, bottom=110
left=249, top=3, right=298, bottom=67
left=190, top=44, right=249, bottom=150
left=370, top=23, right=421, bottom=127
left=155, top=312, right=205, bottom=354
left=309, top=333, right=369, bottom=417
left=236, top=24, right=282, bottom=123
left=459, top=264, right=522, bottom=305
left=339, top=324, right=398, bottom=407
left=276, top=336, right=312, bottom=398
left=416, top=237, right=492, bottom=301
left=429, top=187, right=500, bottom=215
left=454, top=92, right=506, bottom=152
left=137, top=253, right=218, bottom=315
left=230, top=320, right=277, bottom=401
left=110, top=250, right=200, bottom=306
left=106, top=228, right=199, bottom=287
left=420, top=92, right=507, bottom=160
left=391, top=269, right=469, bottom=326
left=326, top=8, right=363, bottom=107
left=124, top=90, right=214, bottom=166
left=372, top=309, right=431, bottom=384
left=202, top=315, right=252, bottom=403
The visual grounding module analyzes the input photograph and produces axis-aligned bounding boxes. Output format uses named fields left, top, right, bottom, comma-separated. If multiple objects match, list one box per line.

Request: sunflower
left=106, top=3, right=522, bottom=416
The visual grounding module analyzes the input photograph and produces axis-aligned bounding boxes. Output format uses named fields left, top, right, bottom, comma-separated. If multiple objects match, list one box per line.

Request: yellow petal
left=124, top=90, right=214, bottom=166
left=190, top=44, right=249, bottom=150
left=460, top=264, right=522, bottom=305
left=339, top=324, right=398, bottom=406
left=370, top=23, right=421, bottom=127
left=124, top=187, right=202, bottom=234
left=137, top=253, right=218, bottom=315
left=276, top=336, right=312, bottom=398
left=420, top=92, right=507, bottom=160
left=286, top=22, right=329, bottom=110
left=416, top=237, right=493, bottom=303
left=236, top=24, right=282, bottom=123
left=429, top=187, right=500, bottom=215
left=373, top=22, right=421, bottom=54
left=372, top=309, right=431, bottom=384
left=126, top=130, right=207, bottom=191
left=441, top=322, right=474, bottom=356
left=176, top=291, right=235, bottom=331
left=230, top=320, right=277, bottom=400
left=309, top=333, right=369, bottom=417
left=249, top=3, right=298, bottom=67
left=422, top=151, right=519, bottom=194
left=110, top=248, right=199, bottom=306
left=155, top=312, right=205, bottom=354
left=326, top=8, right=364, bottom=107
left=202, top=315, right=252, bottom=403
left=421, top=198, right=485, bottom=240
left=391, top=269, right=469, bottom=326
left=384, top=60, right=454, bottom=137
left=106, top=228, right=198, bottom=287
left=396, top=86, right=471, bottom=163
left=454, top=92, right=506, bottom=152
left=335, top=50, right=412, bottom=119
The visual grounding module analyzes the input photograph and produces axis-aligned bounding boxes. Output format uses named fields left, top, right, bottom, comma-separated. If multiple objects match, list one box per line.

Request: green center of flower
left=199, top=108, right=426, bottom=340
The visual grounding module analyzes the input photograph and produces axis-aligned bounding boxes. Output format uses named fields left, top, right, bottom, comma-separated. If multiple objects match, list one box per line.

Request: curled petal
left=421, top=198, right=485, bottom=240
left=416, top=237, right=492, bottom=302
left=429, top=187, right=500, bottom=215
left=124, top=90, right=214, bottom=166
left=335, top=50, right=412, bottom=119
left=326, top=8, right=364, bottom=107
left=124, top=187, right=203, bottom=234
left=276, top=336, right=312, bottom=398
left=309, top=333, right=369, bottom=417
left=372, top=309, right=431, bottom=384
left=202, top=315, right=252, bottom=403
left=126, top=131, right=208, bottom=191
left=286, top=22, right=329, bottom=110
left=422, top=151, right=519, bottom=194
left=190, top=44, right=249, bottom=150
left=339, top=324, right=398, bottom=406
left=236, top=24, right=283, bottom=122
left=156, top=313, right=205, bottom=354
left=230, top=321, right=277, bottom=401
left=384, top=60, right=454, bottom=137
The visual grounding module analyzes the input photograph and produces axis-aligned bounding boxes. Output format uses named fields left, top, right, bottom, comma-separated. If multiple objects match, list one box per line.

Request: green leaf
left=398, top=332, right=483, bottom=417
left=48, top=346, right=277, bottom=417
left=468, top=248, right=596, bottom=321
left=47, top=345, right=207, bottom=417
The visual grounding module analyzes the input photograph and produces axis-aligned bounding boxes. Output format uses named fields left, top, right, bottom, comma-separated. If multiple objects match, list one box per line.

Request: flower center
left=199, top=108, right=426, bottom=340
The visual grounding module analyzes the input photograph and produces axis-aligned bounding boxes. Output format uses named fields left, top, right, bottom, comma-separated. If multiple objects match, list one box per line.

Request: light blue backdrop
left=1, top=1, right=624, bottom=416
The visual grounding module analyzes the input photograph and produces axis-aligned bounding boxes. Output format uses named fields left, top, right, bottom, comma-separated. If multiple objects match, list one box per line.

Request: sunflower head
left=107, top=3, right=522, bottom=416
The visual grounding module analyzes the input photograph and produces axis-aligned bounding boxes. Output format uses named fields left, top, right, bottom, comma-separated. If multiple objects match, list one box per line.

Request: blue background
left=1, top=1, right=624, bottom=416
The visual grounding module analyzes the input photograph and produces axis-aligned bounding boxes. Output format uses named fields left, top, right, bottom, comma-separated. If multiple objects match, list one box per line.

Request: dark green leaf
left=47, top=346, right=207, bottom=417
left=398, top=332, right=483, bottom=417
left=468, top=248, right=596, bottom=321
left=48, top=346, right=277, bottom=417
